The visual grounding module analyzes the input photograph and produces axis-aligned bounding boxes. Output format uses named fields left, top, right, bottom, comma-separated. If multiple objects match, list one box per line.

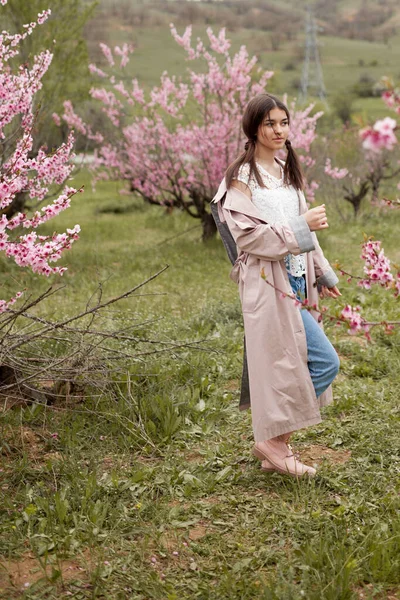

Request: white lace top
left=235, top=161, right=306, bottom=277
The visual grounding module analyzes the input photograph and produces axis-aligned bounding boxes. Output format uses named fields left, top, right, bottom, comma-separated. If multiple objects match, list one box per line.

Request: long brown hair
left=225, top=93, right=304, bottom=191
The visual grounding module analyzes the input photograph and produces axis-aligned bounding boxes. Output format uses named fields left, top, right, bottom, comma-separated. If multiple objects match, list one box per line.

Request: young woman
left=212, top=93, right=341, bottom=478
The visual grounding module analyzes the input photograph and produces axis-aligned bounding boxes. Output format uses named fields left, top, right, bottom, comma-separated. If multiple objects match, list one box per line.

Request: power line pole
left=300, top=4, right=328, bottom=106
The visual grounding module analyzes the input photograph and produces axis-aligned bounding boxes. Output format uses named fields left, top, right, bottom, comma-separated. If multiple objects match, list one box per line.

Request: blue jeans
left=288, top=272, right=340, bottom=398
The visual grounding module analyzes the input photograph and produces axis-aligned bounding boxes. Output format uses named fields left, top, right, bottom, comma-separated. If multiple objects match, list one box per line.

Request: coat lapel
left=212, top=177, right=266, bottom=222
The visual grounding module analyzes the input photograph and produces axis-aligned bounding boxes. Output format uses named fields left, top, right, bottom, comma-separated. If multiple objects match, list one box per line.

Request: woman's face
left=256, top=107, right=289, bottom=151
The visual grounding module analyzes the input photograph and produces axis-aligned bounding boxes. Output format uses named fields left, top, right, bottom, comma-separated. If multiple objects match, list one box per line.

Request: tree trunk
left=201, top=212, right=217, bottom=241
left=343, top=180, right=370, bottom=217
left=1, top=192, right=28, bottom=219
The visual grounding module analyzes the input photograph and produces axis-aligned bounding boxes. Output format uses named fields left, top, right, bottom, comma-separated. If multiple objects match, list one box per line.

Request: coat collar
left=212, top=177, right=265, bottom=221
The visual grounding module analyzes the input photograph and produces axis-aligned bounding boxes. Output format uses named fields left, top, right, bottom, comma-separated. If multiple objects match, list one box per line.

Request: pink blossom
left=304, top=180, right=319, bottom=203
left=360, top=117, right=397, bottom=153
left=358, top=239, right=394, bottom=291
left=114, top=43, right=134, bottom=68
left=340, top=305, right=369, bottom=335
left=373, top=116, right=397, bottom=134
left=99, top=43, right=114, bottom=67
left=52, top=112, right=61, bottom=126
left=0, top=6, right=81, bottom=306
left=170, top=24, right=197, bottom=60
left=381, top=87, right=400, bottom=114
left=89, top=64, right=107, bottom=78
left=206, top=27, right=231, bottom=55
left=324, top=158, right=349, bottom=179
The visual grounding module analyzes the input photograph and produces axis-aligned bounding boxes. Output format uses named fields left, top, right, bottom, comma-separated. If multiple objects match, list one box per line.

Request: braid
left=225, top=138, right=262, bottom=189
left=284, top=139, right=304, bottom=190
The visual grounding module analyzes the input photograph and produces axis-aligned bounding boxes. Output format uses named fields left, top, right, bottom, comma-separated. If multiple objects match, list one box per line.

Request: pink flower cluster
left=359, top=117, right=397, bottom=153
left=0, top=291, right=23, bottom=315
left=60, top=100, right=103, bottom=143
left=3, top=224, right=80, bottom=276
left=358, top=239, right=399, bottom=295
left=382, top=89, right=400, bottom=114
left=303, top=180, right=319, bottom=204
left=0, top=4, right=81, bottom=306
left=341, top=305, right=370, bottom=336
left=324, top=158, right=348, bottom=179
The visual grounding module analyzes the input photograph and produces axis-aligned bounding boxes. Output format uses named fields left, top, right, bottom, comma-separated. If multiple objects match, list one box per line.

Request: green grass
left=1, top=168, right=400, bottom=599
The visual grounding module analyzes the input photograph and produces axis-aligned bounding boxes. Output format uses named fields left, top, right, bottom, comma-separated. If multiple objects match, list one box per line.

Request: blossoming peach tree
left=0, top=2, right=80, bottom=313
left=336, top=84, right=400, bottom=335
left=59, top=25, right=325, bottom=239
left=335, top=83, right=400, bottom=216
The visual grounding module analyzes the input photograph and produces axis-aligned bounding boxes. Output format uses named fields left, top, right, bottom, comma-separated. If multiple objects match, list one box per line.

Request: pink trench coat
left=212, top=177, right=339, bottom=443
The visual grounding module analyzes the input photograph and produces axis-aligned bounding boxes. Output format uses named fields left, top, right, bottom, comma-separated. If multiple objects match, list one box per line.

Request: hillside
left=82, top=0, right=400, bottom=123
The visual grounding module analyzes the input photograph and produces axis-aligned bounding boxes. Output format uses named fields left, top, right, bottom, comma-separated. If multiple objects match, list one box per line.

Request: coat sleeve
left=311, top=231, right=339, bottom=288
left=297, top=189, right=339, bottom=289
left=222, top=203, right=315, bottom=262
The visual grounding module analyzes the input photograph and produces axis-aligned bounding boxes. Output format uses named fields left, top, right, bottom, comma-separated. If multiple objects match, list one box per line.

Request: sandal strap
left=286, top=444, right=300, bottom=460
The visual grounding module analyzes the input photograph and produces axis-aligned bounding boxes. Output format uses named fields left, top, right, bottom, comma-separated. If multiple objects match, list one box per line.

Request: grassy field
left=1, top=167, right=400, bottom=599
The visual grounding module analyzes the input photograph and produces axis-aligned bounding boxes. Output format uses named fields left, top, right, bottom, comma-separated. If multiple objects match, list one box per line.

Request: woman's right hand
left=304, top=205, right=328, bottom=231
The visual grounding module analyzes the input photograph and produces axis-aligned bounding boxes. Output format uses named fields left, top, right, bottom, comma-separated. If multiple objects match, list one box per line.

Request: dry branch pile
left=0, top=267, right=203, bottom=409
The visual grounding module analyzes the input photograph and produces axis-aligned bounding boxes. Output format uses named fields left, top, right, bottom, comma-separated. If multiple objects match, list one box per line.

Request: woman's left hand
left=319, top=285, right=342, bottom=299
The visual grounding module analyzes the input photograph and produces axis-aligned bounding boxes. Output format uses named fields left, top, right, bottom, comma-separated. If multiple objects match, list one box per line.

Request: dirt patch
left=347, top=335, right=369, bottom=347
left=160, top=521, right=212, bottom=550
left=1, top=426, right=45, bottom=461
left=0, top=396, right=26, bottom=412
left=297, top=444, right=352, bottom=467
left=42, top=451, right=63, bottom=463
left=159, top=532, right=178, bottom=553
left=198, top=495, right=221, bottom=505
left=101, top=455, right=119, bottom=471
left=1, top=426, right=65, bottom=470
left=145, top=533, right=196, bottom=577
left=188, top=523, right=209, bottom=541
left=0, top=550, right=92, bottom=596
left=184, top=450, right=204, bottom=463
left=223, top=379, right=239, bottom=392
left=167, top=499, right=192, bottom=509
left=355, top=583, right=400, bottom=599
left=135, top=454, right=163, bottom=466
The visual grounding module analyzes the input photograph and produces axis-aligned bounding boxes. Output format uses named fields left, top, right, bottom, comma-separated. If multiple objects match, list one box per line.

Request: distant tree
left=270, top=32, right=283, bottom=51
left=60, top=26, right=325, bottom=239
left=352, top=73, right=377, bottom=98
left=342, top=111, right=399, bottom=216
left=332, top=91, right=356, bottom=125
